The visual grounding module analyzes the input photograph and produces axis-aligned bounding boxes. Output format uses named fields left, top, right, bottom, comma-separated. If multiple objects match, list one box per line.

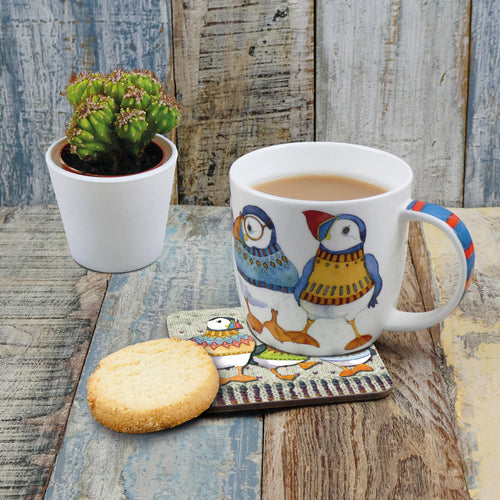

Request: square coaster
left=166, top=307, right=393, bottom=412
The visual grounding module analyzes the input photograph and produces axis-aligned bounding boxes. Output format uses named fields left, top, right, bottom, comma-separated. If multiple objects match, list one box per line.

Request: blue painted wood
left=464, top=0, right=500, bottom=207
left=0, top=0, right=173, bottom=206
left=1, top=1, right=499, bottom=207
left=45, top=206, right=263, bottom=499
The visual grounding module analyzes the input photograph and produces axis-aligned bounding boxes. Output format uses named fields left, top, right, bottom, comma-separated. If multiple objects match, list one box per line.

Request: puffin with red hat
left=294, top=210, right=383, bottom=351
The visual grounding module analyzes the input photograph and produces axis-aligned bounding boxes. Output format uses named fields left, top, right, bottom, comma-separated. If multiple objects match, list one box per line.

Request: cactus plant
left=62, top=68, right=180, bottom=175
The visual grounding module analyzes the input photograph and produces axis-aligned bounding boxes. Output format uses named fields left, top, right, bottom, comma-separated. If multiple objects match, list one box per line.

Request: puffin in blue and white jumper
left=294, top=211, right=383, bottom=351
left=233, top=205, right=318, bottom=347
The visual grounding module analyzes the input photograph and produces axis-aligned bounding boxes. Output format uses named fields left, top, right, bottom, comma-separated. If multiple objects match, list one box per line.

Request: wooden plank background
left=45, top=206, right=263, bottom=499
left=0, top=206, right=109, bottom=498
left=464, top=0, right=500, bottom=206
left=262, top=222, right=470, bottom=499
left=316, top=0, right=470, bottom=206
left=423, top=208, right=500, bottom=497
left=0, top=0, right=498, bottom=208
left=43, top=209, right=471, bottom=499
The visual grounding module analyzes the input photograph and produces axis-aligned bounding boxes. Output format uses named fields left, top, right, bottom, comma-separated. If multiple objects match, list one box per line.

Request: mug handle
left=385, top=200, right=475, bottom=332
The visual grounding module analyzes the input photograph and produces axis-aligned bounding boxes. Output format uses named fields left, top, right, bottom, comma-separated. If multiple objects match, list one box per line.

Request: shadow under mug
left=229, top=142, right=474, bottom=357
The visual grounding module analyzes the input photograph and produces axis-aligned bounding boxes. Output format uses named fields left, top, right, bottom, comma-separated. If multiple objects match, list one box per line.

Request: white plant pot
left=46, top=134, right=178, bottom=273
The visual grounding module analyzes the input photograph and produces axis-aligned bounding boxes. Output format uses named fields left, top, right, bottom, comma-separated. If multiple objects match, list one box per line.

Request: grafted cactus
left=63, top=68, right=179, bottom=174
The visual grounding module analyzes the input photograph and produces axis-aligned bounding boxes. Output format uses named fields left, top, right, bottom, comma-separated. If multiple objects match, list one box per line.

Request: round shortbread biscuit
left=87, top=337, right=219, bottom=433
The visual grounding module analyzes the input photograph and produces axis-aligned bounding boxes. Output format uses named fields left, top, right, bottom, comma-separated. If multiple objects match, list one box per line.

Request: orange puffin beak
left=233, top=214, right=243, bottom=242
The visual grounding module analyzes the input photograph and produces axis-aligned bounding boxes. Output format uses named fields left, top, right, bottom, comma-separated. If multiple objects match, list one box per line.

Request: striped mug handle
left=386, top=200, right=474, bottom=332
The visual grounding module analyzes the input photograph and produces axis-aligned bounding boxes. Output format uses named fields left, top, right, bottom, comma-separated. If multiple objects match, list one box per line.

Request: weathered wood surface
left=172, top=0, right=315, bottom=205
left=0, top=206, right=109, bottom=498
left=0, top=0, right=174, bottom=206
left=464, top=1, right=500, bottom=207
left=316, top=0, right=470, bottom=207
left=45, top=206, right=263, bottom=499
left=424, top=208, right=500, bottom=499
left=45, top=208, right=471, bottom=499
left=1, top=0, right=498, bottom=208
left=262, top=223, right=469, bottom=499
left=3, top=205, right=496, bottom=498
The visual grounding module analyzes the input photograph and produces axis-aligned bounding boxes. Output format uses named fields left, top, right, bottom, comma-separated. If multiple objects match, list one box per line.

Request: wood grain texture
left=1, top=0, right=499, bottom=208
left=424, top=208, right=500, bottom=499
left=0, top=0, right=174, bottom=206
left=464, top=1, right=500, bottom=207
left=262, top=223, right=469, bottom=499
left=3, top=205, right=481, bottom=498
left=172, top=0, right=315, bottom=205
left=45, top=206, right=262, bottom=499
left=0, top=206, right=109, bottom=498
left=316, top=0, right=470, bottom=207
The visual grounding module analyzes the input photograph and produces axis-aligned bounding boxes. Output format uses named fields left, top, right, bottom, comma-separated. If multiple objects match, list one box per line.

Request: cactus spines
left=66, top=95, right=118, bottom=157
left=65, top=72, right=105, bottom=108
left=115, top=108, right=148, bottom=157
left=104, top=67, right=131, bottom=104
left=128, top=69, right=163, bottom=96
left=63, top=67, right=180, bottom=175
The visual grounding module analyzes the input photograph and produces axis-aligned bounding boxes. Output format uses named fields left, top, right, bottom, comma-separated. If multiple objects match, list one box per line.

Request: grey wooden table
left=1, top=204, right=497, bottom=499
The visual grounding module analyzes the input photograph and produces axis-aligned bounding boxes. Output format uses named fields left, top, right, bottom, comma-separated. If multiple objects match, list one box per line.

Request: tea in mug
left=253, top=174, right=387, bottom=201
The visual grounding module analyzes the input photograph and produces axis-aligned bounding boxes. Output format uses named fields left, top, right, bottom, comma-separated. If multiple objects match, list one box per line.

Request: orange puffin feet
left=339, top=363, right=373, bottom=377
left=298, top=361, right=318, bottom=370
left=285, top=329, right=320, bottom=347
left=246, top=313, right=264, bottom=334
left=245, top=298, right=264, bottom=333
left=264, top=313, right=320, bottom=347
left=270, top=368, right=298, bottom=381
left=344, top=334, right=372, bottom=351
left=345, top=319, right=372, bottom=351
left=219, top=366, right=257, bottom=385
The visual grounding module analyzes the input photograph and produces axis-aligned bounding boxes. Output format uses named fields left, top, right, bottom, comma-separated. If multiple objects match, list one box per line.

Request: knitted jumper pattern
left=234, top=239, right=298, bottom=293
left=300, top=247, right=374, bottom=306
left=192, top=330, right=254, bottom=355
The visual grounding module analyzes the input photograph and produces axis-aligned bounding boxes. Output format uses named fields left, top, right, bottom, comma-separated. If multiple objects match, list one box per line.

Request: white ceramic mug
left=230, top=142, right=474, bottom=356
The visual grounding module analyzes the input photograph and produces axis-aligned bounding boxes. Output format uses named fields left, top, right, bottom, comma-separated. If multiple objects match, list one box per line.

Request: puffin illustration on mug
left=233, top=205, right=382, bottom=352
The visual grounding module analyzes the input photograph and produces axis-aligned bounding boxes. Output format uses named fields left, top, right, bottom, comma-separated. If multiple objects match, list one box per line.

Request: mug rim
left=230, top=141, right=413, bottom=205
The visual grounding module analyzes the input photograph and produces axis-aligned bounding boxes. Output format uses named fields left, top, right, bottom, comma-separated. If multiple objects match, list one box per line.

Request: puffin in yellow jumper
left=294, top=211, right=383, bottom=351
